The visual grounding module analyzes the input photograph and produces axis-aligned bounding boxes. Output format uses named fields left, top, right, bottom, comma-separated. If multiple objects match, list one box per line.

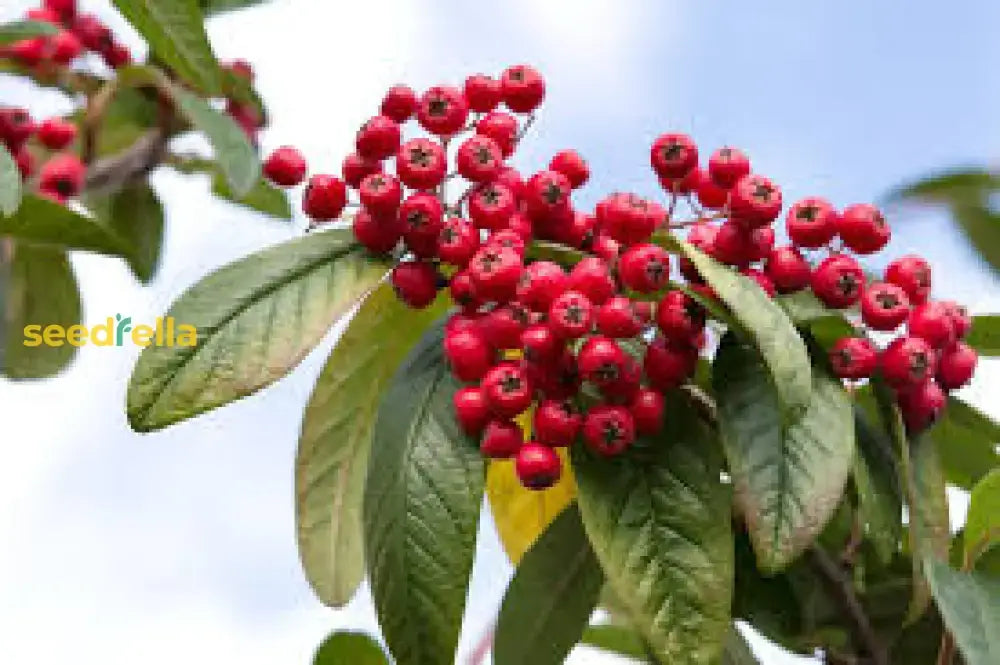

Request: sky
left=2, top=1, right=1000, bottom=664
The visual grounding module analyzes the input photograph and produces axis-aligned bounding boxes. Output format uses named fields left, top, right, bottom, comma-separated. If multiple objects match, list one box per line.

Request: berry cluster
left=260, top=66, right=978, bottom=490
left=1, top=104, right=84, bottom=203
left=2, top=0, right=130, bottom=71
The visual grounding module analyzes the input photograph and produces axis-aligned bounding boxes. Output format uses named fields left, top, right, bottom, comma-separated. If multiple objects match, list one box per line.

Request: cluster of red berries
left=260, top=66, right=978, bottom=490
left=1, top=104, right=84, bottom=203
left=222, top=59, right=266, bottom=142
left=1, top=0, right=130, bottom=71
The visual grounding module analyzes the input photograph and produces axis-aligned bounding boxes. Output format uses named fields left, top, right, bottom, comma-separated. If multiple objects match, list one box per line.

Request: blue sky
left=1, top=1, right=999, bottom=663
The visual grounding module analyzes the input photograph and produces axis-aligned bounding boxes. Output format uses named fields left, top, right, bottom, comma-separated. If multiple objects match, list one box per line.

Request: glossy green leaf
left=312, top=632, right=388, bottom=665
left=853, top=409, right=903, bottom=563
left=571, top=396, right=733, bottom=665
left=0, top=20, right=58, bottom=45
left=967, top=315, right=1000, bottom=356
left=0, top=141, right=21, bottom=216
left=212, top=173, right=291, bottom=220
left=965, top=469, right=1000, bottom=573
left=888, top=169, right=1000, bottom=203
left=78, top=87, right=161, bottom=159
left=925, top=559, right=1000, bottom=665
left=0, top=195, right=130, bottom=256
left=111, top=0, right=222, bottom=93
left=903, top=432, right=951, bottom=622
left=679, top=240, right=811, bottom=413
left=107, top=182, right=165, bottom=283
left=494, top=504, right=604, bottom=665
left=732, top=530, right=803, bottom=648
left=363, top=323, right=484, bottom=665
left=199, top=0, right=266, bottom=15
left=714, top=333, right=854, bottom=572
left=127, top=229, right=387, bottom=431
left=0, top=241, right=81, bottom=379
left=296, top=286, right=448, bottom=607
left=167, top=80, right=259, bottom=196
left=581, top=624, right=649, bottom=660
left=777, top=290, right=837, bottom=324
left=930, top=396, right=1000, bottom=490
left=952, top=203, right=1000, bottom=276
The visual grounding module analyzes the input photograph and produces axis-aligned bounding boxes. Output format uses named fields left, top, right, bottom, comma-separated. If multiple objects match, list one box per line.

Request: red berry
left=480, top=305, right=528, bottom=350
left=524, top=170, right=572, bottom=221
left=517, top=260, right=568, bottom=312
left=521, top=324, right=561, bottom=364
left=381, top=84, right=417, bottom=123
left=417, top=85, right=469, bottom=136
left=829, top=337, right=878, bottom=380
left=592, top=233, right=622, bottom=265
left=600, top=193, right=658, bottom=246
left=898, top=380, right=946, bottom=433
left=578, top=336, right=627, bottom=388
left=481, top=419, right=524, bottom=458
left=69, top=14, right=110, bottom=51
left=26, top=8, right=61, bottom=23
left=392, top=138, right=444, bottom=191
left=786, top=197, right=838, bottom=248
left=493, top=166, right=525, bottom=200
left=457, top=135, right=504, bottom=183
left=449, top=271, right=480, bottom=311
left=938, top=341, right=977, bottom=390
left=619, top=243, right=671, bottom=294
left=708, top=146, right=750, bottom=188
left=445, top=312, right=481, bottom=337
left=693, top=168, right=729, bottom=209
left=730, top=174, right=782, bottom=227
left=583, top=405, right=636, bottom=456
left=476, top=111, right=519, bottom=156
left=391, top=261, right=439, bottom=308
left=548, top=291, right=594, bottom=339
left=0, top=107, right=36, bottom=149
left=341, top=153, right=381, bottom=188
left=558, top=210, right=596, bottom=249
left=465, top=182, right=514, bottom=230
left=742, top=268, right=776, bottom=297
left=568, top=257, right=615, bottom=306
left=500, top=65, right=545, bottom=113
left=13, top=146, right=34, bottom=179
left=399, top=192, right=444, bottom=256
left=37, top=153, right=84, bottom=199
left=7, top=38, right=48, bottom=66
left=908, top=301, right=956, bottom=348
left=885, top=255, right=931, bottom=305
left=534, top=400, right=582, bottom=447
left=746, top=226, right=775, bottom=263
left=811, top=255, right=865, bottom=308
left=453, top=387, right=490, bottom=435
left=50, top=30, right=82, bottom=64
left=262, top=146, right=306, bottom=187
left=597, top=296, right=649, bottom=338
left=650, top=133, right=698, bottom=179
left=942, top=301, right=972, bottom=339
left=356, top=115, right=401, bottom=161
left=515, top=442, right=561, bottom=489
left=482, top=361, right=534, bottom=417
left=353, top=208, right=403, bottom=253
left=100, top=41, right=131, bottom=69
left=837, top=203, right=890, bottom=254
left=35, top=117, right=76, bottom=151
left=438, top=218, right=480, bottom=267
left=549, top=149, right=589, bottom=189
left=861, top=282, right=910, bottom=331
left=486, top=229, right=526, bottom=257
left=445, top=329, right=493, bottom=382
left=302, top=174, right=347, bottom=221
left=712, top=222, right=753, bottom=267
left=359, top=172, right=402, bottom=215
left=630, top=388, right=665, bottom=435
left=644, top=336, right=697, bottom=391
left=881, top=336, right=937, bottom=388
left=44, top=0, right=76, bottom=19
left=656, top=290, right=705, bottom=342
left=469, top=246, right=523, bottom=302
left=766, top=246, right=811, bottom=293
left=464, top=74, right=502, bottom=112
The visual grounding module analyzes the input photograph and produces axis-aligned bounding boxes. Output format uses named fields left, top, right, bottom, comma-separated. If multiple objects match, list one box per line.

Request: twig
left=936, top=633, right=955, bottom=665
left=83, top=128, right=168, bottom=194
left=808, top=547, right=888, bottom=665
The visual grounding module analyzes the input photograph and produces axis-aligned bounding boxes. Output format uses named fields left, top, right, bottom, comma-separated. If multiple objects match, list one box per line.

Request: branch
left=83, top=128, right=169, bottom=195
left=808, top=547, right=888, bottom=665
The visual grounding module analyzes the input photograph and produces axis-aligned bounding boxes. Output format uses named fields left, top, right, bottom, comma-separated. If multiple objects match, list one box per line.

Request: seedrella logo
left=23, top=315, right=197, bottom=348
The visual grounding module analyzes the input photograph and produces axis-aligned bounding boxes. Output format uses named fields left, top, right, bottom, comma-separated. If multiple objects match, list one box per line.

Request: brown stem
left=936, top=632, right=955, bottom=665
left=81, top=78, right=120, bottom=166
left=809, top=547, right=888, bottom=665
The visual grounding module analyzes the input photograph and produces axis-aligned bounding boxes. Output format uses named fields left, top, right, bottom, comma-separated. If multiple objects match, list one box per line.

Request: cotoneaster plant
left=122, top=65, right=1000, bottom=665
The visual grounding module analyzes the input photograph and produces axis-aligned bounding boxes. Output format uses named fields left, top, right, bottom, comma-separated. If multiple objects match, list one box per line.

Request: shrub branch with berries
left=117, top=53, right=1000, bottom=664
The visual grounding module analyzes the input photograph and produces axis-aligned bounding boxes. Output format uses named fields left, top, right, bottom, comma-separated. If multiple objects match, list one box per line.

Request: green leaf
left=494, top=504, right=604, bottom=665
left=77, top=87, right=161, bottom=159
left=212, top=172, right=291, bottom=220
left=732, top=530, right=803, bottom=648
left=363, top=323, right=485, bottom=665
left=0, top=241, right=81, bottom=379
left=167, top=80, right=259, bottom=196
left=0, top=20, right=58, bottom=45
left=713, top=333, right=854, bottom=572
left=111, top=0, right=222, bottom=94
left=967, top=315, right=1000, bottom=356
left=930, top=396, right=1000, bottom=490
left=296, top=285, right=449, bottom=607
left=0, top=141, right=21, bottom=217
left=951, top=203, right=1000, bottom=276
left=925, top=559, right=1000, bottom=665
left=903, top=432, right=951, bottom=622
left=965, top=469, right=1000, bottom=573
left=312, top=632, right=388, bottom=665
left=199, top=0, right=266, bottom=16
left=581, top=624, right=650, bottom=660
left=678, top=240, right=811, bottom=413
left=107, top=182, right=165, bottom=283
left=887, top=169, right=1000, bottom=203
left=853, top=409, right=903, bottom=564
left=777, top=290, right=837, bottom=324
left=127, top=229, right=388, bottom=431
left=0, top=195, right=130, bottom=256
left=571, top=395, right=734, bottom=665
